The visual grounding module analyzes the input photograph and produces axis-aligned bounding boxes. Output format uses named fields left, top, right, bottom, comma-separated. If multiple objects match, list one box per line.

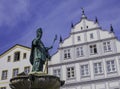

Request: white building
left=0, top=44, right=31, bottom=89
left=49, top=10, right=120, bottom=89
left=0, top=9, right=120, bottom=89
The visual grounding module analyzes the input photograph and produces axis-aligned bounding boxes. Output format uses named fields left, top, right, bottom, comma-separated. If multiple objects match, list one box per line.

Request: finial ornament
left=95, top=16, right=98, bottom=23
left=71, top=22, right=74, bottom=28
left=60, top=35, right=63, bottom=43
left=81, top=8, right=85, bottom=15
left=110, top=24, right=114, bottom=32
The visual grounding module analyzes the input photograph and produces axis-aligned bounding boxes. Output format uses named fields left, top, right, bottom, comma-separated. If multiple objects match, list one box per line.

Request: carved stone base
left=9, top=72, right=64, bottom=89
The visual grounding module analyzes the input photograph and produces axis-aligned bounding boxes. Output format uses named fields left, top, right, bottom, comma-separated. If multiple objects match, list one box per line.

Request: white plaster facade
left=48, top=11, right=120, bottom=89
left=0, top=44, right=32, bottom=89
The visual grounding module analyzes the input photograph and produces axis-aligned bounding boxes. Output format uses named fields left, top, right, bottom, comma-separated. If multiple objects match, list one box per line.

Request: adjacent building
left=0, top=9, right=120, bottom=89
left=0, top=44, right=31, bottom=89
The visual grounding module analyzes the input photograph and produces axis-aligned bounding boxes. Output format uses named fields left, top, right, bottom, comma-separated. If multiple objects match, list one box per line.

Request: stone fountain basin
left=10, top=72, right=64, bottom=89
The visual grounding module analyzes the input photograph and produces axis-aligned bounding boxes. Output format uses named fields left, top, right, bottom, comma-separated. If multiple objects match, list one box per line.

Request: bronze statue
left=30, top=28, right=54, bottom=72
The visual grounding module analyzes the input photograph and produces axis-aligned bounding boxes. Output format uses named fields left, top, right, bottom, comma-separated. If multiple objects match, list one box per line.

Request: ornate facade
left=48, top=10, right=120, bottom=89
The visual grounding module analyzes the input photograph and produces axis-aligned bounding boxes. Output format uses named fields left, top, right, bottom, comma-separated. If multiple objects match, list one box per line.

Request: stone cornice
left=62, top=76, right=120, bottom=87
left=48, top=53, right=120, bottom=67
left=70, top=27, right=101, bottom=35
left=59, top=37, right=117, bottom=50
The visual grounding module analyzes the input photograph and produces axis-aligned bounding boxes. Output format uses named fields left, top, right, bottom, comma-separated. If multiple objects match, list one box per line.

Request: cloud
left=0, top=0, right=30, bottom=27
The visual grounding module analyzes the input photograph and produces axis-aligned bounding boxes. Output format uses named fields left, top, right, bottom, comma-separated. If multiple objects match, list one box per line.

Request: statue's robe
left=29, top=38, right=50, bottom=71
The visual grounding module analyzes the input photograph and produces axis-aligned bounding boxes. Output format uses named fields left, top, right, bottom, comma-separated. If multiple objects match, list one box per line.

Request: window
left=13, top=68, right=19, bottom=77
left=64, top=49, right=71, bottom=59
left=103, top=42, right=112, bottom=52
left=7, top=56, right=11, bottom=62
left=81, top=64, right=89, bottom=76
left=53, top=69, right=61, bottom=78
left=77, top=36, right=81, bottom=41
left=24, top=66, right=30, bottom=74
left=0, top=87, right=6, bottom=89
left=14, top=51, right=20, bottom=61
left=1, top=70, right=8, bottom=80
left=81, top=27, right=83, bottom=30
left=90, top=33, right=94, bottom=39
left=76, top=47, right=84, bottom=57
left=67, top=67, right=75, bottom=79
left=86, top=26, right=88, bottom=28
left=94, top=62, right=103, bottom=74
left=23, top=53, right=27, bottom=59
left=89, top=44, right=97, bottom=54
left=106, top=60, right=116, bottom=73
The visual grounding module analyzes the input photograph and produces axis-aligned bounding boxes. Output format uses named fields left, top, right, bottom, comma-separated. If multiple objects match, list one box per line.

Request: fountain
left=9, top=28, right=64, bottom=89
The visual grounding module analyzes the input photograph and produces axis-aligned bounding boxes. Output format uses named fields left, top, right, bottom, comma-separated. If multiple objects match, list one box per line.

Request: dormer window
left=14, top=51, right=20, bottom=62
left=23, top=53, right=27, bottom=59
left=7, top=56, right=11, bottom=62
left=90, top=33, right=94, bottom=39
left=77, top=36, right=81, bottom=41
left=81, top=27, right=83, bottom=30
left=86, top=26, right=88, bottom=28
left=64, top=49, right=71, bottom=59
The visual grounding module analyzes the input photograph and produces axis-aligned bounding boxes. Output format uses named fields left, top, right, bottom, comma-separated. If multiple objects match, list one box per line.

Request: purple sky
left=0, top=0, right=120, bottom=55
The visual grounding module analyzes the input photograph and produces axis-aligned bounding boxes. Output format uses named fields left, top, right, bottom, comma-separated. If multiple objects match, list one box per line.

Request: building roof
left=0, top=44, right=31, bottom=58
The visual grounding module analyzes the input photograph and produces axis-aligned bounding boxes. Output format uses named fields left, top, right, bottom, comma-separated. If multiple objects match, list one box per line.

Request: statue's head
left=36, top=28, right=42, bottom=39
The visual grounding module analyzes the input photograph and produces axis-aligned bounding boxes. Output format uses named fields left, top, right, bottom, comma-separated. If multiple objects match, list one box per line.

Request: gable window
left=81, top=27, right=83, bottom=30
left=77, top=36, right=81, bottom=41
left=24, top=66, right=30, bottom=74
left=76, top=47, right=84, bottom=57
left=86, top=26, right=88, bottom=28
left=1, top=70, right=8, bottom=80
left=90, top=33, right=94, bottom=39
left=94, top=62, right=103, bottom=74
left=67, top=67, right=75, bottom=79
left=103, top=41, right=112, bottom=52
left=89, top=44, right=97, bottom=55
left=23, top=53, right=27, bottom=59
left=13, top=68, right=19, bottom=77
left=0, top=87, right=6, bottom=89
left=7, top=56, right=11, bottom=62
left=64, top=49, right=71, bottom=59
left=14, top=51, right=20, bottom=62
left=80, top=64, right=89, bottom=76
left=106, top=60, right=116, bottom=73
left=53, top=69, right=61, bottom=78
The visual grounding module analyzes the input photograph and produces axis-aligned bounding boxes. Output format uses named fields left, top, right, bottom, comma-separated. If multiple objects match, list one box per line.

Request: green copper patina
left=30, top=28, right=53, bottom=72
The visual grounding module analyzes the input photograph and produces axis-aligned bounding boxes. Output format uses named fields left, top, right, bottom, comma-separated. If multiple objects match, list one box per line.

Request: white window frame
left=7, top=56, right=11, bottom=62
left=14, top=51, right=20, bottom=62
left=23, top=53, right=27, bottom=59
left=94, top=62, right=103, bottom=75
left=53, top=69, right=61, bottom=78
left=64, top=49, right=71, bottom=59
left=24, top=66, right=30, bottom=74
left=90, top=33, right=94, bottom=39
left=76, top=47, right=84, bottom=57
left=77, top=36, right=81, bottom=41
left=106, top=60, right=116, bottom=73
left=66, top=67, right=75, bottom=79
left=1, top=70, right=8, bottom=80
left=89, top=44, right=97, bottom=55
left=103, top=41, right=112, bottom=52
left=13, top=68, right=19, bottom=77
left=80, top=64, right=89, bottom=77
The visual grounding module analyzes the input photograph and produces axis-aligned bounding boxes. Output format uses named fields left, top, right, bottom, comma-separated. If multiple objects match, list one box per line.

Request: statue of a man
left=30, top=28, right=52, bottom=72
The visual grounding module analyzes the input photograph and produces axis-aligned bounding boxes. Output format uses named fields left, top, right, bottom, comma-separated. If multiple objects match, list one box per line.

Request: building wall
left=0, top=45, right=32, bottom=89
